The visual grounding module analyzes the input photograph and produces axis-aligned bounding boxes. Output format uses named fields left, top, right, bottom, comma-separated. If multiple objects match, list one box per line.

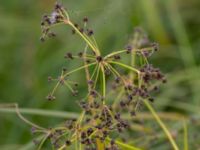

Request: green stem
left=143, top=100, right=179, bottom=150
left=104, top=50, right=127, bottom=59
left=0, top=104, right=45, bottom=130
left=50, top=81, right=60, bottom=96
left=108, top=61, right=140, bottom=74
left=67, top=21, right=100, bottom=55
left=104, top=47, right=155, bottom=59
left=92, top=35, right=100, bottom=50
left=106, top=138, right=142, bottom=150
left=63, top=62, right=96, bottom=78
left=73, top=55, right=96, bottom=60
left=96, top=138, right=105, bottom=150
left=0, top=107, right=79, bottom=118
left=101, top=65, right=106, bottom=103
left=94, top=65, right=100, bottom=89
left=64, top=81, right=75, bottom=93
left=37, top=133, right=50, bottom=150
left=58, top=145, right=65, bottom=150
left=90, top=64, right=99, bottom=80
left=183, top=119, right=188, bottom=150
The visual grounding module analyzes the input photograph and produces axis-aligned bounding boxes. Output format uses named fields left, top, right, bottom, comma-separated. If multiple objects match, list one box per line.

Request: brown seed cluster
left=40, top=2, right=65, bottom=41
left=140, top=64, right=166, bottom=84
left=77, top=100, right=130, bottom=149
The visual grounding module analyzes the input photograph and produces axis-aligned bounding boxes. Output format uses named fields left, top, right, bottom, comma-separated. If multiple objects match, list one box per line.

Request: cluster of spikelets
left=32, top=2, right=167, bottom=150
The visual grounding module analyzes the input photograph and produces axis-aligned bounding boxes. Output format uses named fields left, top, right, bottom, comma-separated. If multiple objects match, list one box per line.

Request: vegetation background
left=0, top=0, right=200, bottom=149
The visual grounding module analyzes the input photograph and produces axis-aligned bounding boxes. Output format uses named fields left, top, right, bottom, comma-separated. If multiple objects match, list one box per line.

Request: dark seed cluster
left=77, top=100, right=130, bottom=149
left=46, top=94, right=56, bottom=101
left=40, top=2, right=65, bottom=41
left=140, top=64, right=166, bottom=84
left=64, top=52, right=73, bottom=59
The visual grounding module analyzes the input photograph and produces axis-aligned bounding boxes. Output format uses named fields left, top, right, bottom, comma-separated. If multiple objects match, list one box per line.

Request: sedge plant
left=3, top=2, right=181, bottom=150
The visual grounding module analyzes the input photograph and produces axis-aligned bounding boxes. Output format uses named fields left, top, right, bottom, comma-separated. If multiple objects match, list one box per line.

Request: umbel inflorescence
left=33, top=2, right=166, bottom=150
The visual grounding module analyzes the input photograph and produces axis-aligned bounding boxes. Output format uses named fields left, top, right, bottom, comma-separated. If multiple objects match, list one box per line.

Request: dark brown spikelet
left=96, top=56, right=103, bottom=62
left=46, top=95, right=56, bottom=101
left=78, top=52, right=83, bottom=57
left=40, top=37, right=45, bottom=42
left=48, top=76, right=52, bottom=82
left=65, top=140, right=71, bottom=146
left=83, top=17, right=89, bottom=23
left=87, top=29, right=94, bottom=36
left=114, top=55, right=121, bottom=60
left=126, top=45, right=132, bottom=54
left=54, top=2, right=63, bottom=10
left=64, top=52, right=73, bottom=59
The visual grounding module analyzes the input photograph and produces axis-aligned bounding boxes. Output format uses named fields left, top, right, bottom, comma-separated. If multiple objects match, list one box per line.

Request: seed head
left=48, top=76, right=52, bottom=82
left=87, top=29, right=94, bottom=36
left=126, top=45, right=132, bottom=53
left=46, top=95, right=56, bottom=101
left=64, top=52, right=73, bottom=59
left=96, top=56, right=103, bottom=62
left=83, top=17, right=89, bottom=23
left=65, top=140, right=71, bottom=146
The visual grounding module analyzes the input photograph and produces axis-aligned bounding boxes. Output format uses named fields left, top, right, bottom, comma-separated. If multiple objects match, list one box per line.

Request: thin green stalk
left=0, top=106, right=188, bottom=121
left=63, top=62, right=96, bottom=78
left=73, top=55, right=96, bottom=60
left=104, top=47, right=155, bottom=60
left=37, top=133, right=50, bottom=150
left=106, top=63, right=126, bottom=85
left=183, top=119, right=188, bottom=150
left=60, top=8, right=70, bottom=20
left=108, top=61, right=140, bottom=74
left=143, top=100, right=179, bottom=150
left=96, top=138, right=105, bottom=150
left=58, top=145, right=65, bottom=150
left=50, top=81, right=61, bottom=96
left=64, top=81, right=75, bottom=93
left=75, top=136, right=78, bottom=150
left=113, top=88, right=124, bottom=108
left=106, top=138, right=142, bottom=150
left=93, top=65, right=100, bottom=89
left=130, top=49, right=136, bottom=80
left=67, top=21, right=100, bottom=55
left=0, top=107, right=79, bottom=118
left=20, top=135, right=44, bottom=150
left=104, top=50, right=127, bottom=59
left=82, top=32, right=99, bottom=52
left=0, top=104, right=45, bottom=130
left=101, top=65, right=106, bottom=103
left=90, top=64, right=99, bottom=80
left=79, top=141, right=82, bottom=150
left=105, top=63, right=120, bottom=78
left=83, top=44, right=93, bottom=94
left=92, top=35, right=100, bottom=50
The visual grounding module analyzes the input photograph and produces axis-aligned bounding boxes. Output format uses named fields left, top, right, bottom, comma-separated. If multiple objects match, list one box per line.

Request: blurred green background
left=0, top=0, right=200, bottom=149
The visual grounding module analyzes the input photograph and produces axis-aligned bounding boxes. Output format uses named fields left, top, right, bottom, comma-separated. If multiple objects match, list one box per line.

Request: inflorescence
left=32, top=2, right=166, bottom=150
